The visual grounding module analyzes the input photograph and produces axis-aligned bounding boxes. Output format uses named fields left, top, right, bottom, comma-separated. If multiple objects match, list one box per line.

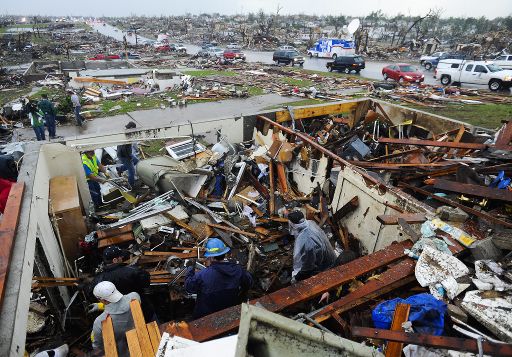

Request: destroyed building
left=0, top=96, right=512, bottom=357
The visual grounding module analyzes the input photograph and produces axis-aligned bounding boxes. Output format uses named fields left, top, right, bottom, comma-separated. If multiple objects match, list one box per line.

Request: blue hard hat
left=204, top=237, right=230, bottom=257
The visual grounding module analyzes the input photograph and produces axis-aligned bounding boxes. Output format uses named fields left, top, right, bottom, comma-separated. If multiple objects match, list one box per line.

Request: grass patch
left=182, top=69, right=237, bottom=77
left=7, top=23, right=50, bottom=29
left=0, top=86, right=32, bottom=106
left=280, top=77, right=314, bottom=88
left=247, top=86, right=264, bottom=96
left=140, top=139, right=166, bottom=156
left=403, top=103, right=512, bottom=130
left=264, top=98, right=325, bottom=110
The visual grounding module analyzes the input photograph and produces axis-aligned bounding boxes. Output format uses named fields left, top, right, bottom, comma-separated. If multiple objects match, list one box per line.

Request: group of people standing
left=27, top=90, right=84, bottom=141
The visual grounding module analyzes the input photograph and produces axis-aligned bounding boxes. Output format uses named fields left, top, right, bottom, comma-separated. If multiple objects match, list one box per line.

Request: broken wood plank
left=276, top=162, right=288, bottom=193
left=268, top=160, right=276, bottom=215
left=126, top=329, right=142, bottom=357
left=378, top=137, right=486, bottom=150
left=494, top=120, right=512, bottom=149
left=385, top=303, right=411, bottom=357
left=431, top=179, right=512, bottom=203
left=0, top=182, right=24, bottom=308
left=377, top=214, right=426, bottom=225
left=146, top=321, right=161, bottom=353
left=275, top=102, right=358, bottom=122
left=348, top=161, right=458, bottom=168
left=97, top=224, right=133, bottom=239
left=333, top=196, right=359, bottom=222
left=399, top=182, right=512, bottom=229
left=73, top=77, right=127, bottom=85
left=129, top=299, right=155, bottom=356
left=206, top=223, right=259, bottom=238
left=102, top=315, right=118, bottom=357
left=163, top=241, right=413, bottom=342
left=351, top=327, right=512, bottom=356
left=98, top=232, right=135, bottom=249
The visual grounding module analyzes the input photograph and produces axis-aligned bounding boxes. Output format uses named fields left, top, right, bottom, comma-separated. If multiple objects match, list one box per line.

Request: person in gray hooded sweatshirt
left=288, top=210, right=336, bottom=283
left=91, top=281, right=140, bottom=357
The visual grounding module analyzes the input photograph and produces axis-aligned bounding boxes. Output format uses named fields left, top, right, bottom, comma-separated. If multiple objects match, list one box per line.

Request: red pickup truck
left=223, top=49, right=246, bottom=61
left=88, top=54, right=121, bottom=60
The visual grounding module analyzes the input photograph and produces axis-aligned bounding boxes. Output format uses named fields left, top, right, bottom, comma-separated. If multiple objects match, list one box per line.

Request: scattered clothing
left=185, top=260, right=253, bottom=318
left=91, top=292, right=140, bottom=357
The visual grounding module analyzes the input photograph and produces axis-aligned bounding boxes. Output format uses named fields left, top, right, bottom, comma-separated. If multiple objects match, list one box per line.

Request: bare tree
left=399, top=9, right=440, bottom=45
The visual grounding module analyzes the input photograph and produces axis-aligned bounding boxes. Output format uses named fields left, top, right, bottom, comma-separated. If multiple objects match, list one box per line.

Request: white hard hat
left=93, top=281, right=123, bottom=303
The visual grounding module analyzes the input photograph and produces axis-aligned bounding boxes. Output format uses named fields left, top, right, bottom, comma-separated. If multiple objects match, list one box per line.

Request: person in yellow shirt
left=82, top=150, right=108, bottom=207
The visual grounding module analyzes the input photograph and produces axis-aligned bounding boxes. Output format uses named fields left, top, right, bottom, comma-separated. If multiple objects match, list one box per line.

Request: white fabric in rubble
left=473, top=260, right=512, bottom=291
left=415, top=245, right=469, bottom=300
left=410, top=237, right=452, bottom=257
left=461, top=290, right=512, bottom=343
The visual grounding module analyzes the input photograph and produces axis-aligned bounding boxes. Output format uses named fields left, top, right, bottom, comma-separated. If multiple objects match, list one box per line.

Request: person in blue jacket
left=185, top=237, right=253, bottom=319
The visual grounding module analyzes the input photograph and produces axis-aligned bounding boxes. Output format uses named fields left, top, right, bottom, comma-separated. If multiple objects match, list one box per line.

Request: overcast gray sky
left=3, top=0, right=512, bottom=18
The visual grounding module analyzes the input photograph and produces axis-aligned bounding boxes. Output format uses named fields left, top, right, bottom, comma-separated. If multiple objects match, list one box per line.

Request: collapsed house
left=0, top=98, right=511, bottom=356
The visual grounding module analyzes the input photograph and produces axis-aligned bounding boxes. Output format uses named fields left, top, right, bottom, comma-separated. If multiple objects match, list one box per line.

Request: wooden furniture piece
left=49, top=176, right=87, bottom=261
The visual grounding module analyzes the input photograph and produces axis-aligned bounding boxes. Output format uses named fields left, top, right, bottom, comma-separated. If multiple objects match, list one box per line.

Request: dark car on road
left=272, top=50, right=304, bottom=66
left=326, top=55, right=365, bottom=73
left=382, top=63, right=424, bottom=83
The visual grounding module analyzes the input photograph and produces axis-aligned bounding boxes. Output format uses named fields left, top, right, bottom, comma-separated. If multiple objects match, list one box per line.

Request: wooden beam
left=431, top=179, right=512, bottom=203
left=351, top=327, right=512, bottom=356
left=206, top=223, right=259, bottom=238
left=333, top=196, right=359, bottom=222
left=268, top=160, right=276, bottom=215
left=494, top=121, right=512, bottom=149
left=98, top=232, right=135, bottom=249
left=378, top=137, right=486, bottom=150
left=143, top=251, right=198, bottom=259
left=385, top=303, right=411, bottom=357
left=146, top=321, right=161, bottom=352
left=0, top=182, right=24, bottom=309
left=73, top=77, right=127, bottom=85
left=126, top=329, right=142, bottom=357
left=129, top=299, right=155, bottom=356
left=275, top=102, right=359, bottom=122
left=97, top=224, right=133, bottom=239
left=162, top=241, right=413, bottom=342
left=102, top=315, right=119, bottom=357
left=377, top=214, right=426, bottom=225
left=399, top=182, right=512, bottom=229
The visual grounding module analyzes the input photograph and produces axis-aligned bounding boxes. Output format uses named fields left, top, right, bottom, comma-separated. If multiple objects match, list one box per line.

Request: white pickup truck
left=436, top=60, right=512, bottom=91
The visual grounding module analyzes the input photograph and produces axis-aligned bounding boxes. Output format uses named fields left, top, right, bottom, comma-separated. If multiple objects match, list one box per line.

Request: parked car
left=119, top=52, right=141, bottom=59
left=197, top=48, right=210, bottom=57
left=436, top=60, right=512, bottom=91
left=272, top=50, right=305, bottom=66
left=223, top=49, right=246, bottom=61
left=493, top=54, right=512, bottom=70
left=226, top=43, right=241, bottom=49
left=205, top=47, right=224, bottom=58
left=424, top=53, right=466, bottom=70
left=419, top=51, right=446, bottom=66
left=170, top=44, right=187, bottom=53
left=88, top=54, right=121, bottom=60
left=155, top=44, right=171, bottom=52
left=326, top=55, right=365, bottom=73
left=382, top=63, right=424, bottom=83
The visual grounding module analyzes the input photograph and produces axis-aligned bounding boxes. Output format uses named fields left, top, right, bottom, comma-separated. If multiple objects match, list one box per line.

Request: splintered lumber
left=494, top=121, right=512, bottom=149
left=385, top=303, right=411, bottom=357
left=275, top=101, right=358, bottom=122
left=431, top=179, right=512, bottom=203
left=276, top=162, right=288, bottom=193
left=378, top=137, right=486, bottom=150
left=333, top=196, right=359, bottom=222
left=98, top=232, right=135, bottom=249
left=146, top=321, right=161, bottom=352
left=351, top=327, right=512, bottom=356
left=0, top=182, right=24, bottom=308
left=268, top=160, right=276, bottom=215
left=74, top=77, right=127, bottom=85
left=102, top=315, right=118, bottom=357
left=126, top=329, right=142, bottom=357
left=143, top=251, right=197, bottom=259
left=97, top=224, right=133, bottom=239
left=377, top=214, right=426, bottom=225
left=206, top=223, right=259, bottom=238
left=400, top=182, right=512, bottom=229
left=129, top=299, right=156, bottom=356
left=162, top=241, right=413, bottom=342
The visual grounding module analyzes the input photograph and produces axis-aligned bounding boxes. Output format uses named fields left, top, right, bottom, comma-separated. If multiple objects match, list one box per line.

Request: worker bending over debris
left=82, top=150, right=109, bottom=208
left=116, top=121, right=139, bottom=187
left=90, top=281, right=139, bottom=357
left=288, top=210, right=336, bottom=283
left=89, top=245, right=155, bottom=321
left=185, top=237, right=253, bottom=318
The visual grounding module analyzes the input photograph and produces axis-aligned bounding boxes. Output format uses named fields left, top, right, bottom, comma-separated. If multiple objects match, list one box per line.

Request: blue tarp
left=372, top=293, right=447, bottom=335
